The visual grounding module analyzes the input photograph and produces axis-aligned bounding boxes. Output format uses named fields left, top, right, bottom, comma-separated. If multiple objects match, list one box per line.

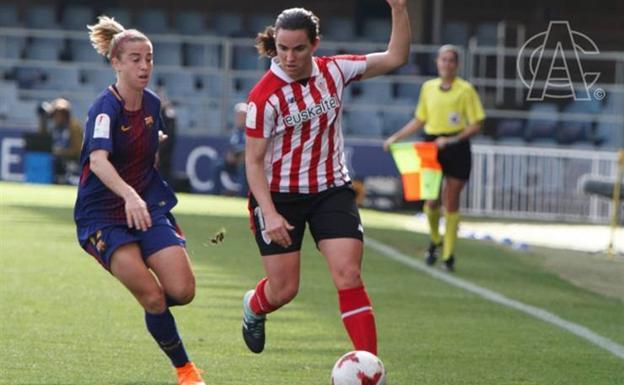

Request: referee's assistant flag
left=389, top=142, right=442, bottom=201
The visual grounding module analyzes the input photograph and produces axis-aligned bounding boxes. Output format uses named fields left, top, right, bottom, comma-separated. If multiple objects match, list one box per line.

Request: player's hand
left=124, top=192, right=152, bottom=231
left=158, top=130, right=168, bottom=144
left=434, top=136, right=450, bottom=149
left=264, top=211, right=294, bottom=248
left=383, top=137, right=395, bottom=152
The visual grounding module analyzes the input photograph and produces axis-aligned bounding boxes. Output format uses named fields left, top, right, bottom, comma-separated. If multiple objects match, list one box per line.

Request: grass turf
left=1, top=182, right=623, bottom=384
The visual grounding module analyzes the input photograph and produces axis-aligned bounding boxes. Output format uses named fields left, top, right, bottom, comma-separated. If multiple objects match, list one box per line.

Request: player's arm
left=245, top=137, right=294, bottom=248
left=383, top=118, right=425, bottom=151
left=361, top=0, right=411, bottom=80
left=89, top=149, right=152, bottom=230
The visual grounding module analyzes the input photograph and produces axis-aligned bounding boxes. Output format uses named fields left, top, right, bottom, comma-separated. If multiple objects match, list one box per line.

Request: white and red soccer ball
left=331, top=350, right=386, bottom=385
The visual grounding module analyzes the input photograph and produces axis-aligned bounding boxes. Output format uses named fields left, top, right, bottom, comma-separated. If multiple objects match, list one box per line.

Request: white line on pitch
left=366, top=237, right=624, bottom=360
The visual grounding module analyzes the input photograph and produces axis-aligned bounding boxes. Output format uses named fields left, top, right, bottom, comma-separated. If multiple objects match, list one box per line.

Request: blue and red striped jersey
left=74, top=86, right=177, bottom=232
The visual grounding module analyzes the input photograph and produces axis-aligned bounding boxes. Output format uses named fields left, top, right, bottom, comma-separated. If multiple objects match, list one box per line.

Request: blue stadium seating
left=362, top=19, right=391, bottom=43
left=62, top=5, right=94, bottom=31
left=213, top=12, right=243, bottom=37
left=101, top=8, right=131, bottom=27
left=347, top=110, right=384, bottom=137
left=25, top=37, right=63, bottom=61
left=0, top=36, right=26, bottom=59
left=354, top=81, right=393, bottom=101
left=248, top=14, right=274, bottom=35
left=233, top=45, right=262, bottom=70
left=152, top=42, right=182, bottom=66
left=0, top=3, right=21, bottom=28
left=323, top=17, right=356, bottom=41
left=496, top=118, right=524, bottom=139
left=158, top=72, right=197, bottom=97
left=524, top=103, right=558, bottom=141
left=184, top=43, right=221, bottom=68
left=81, top=68, right=116, bottom=92
left=174, top=11, right=208, bottom=35
left=395, top=82, right=421, bottom=100
left=25, top=5, right=58, bottom=29
left=69, top=39, right=103, bottom=63
left=557, top=99, right=602, bottom=144
left=196, top=74, right=224, bottom=98
left=475, top=22, right=499, bottom=46
left=382, top=110, right=412, bottom=136
left=37, top=67, right=81, bottom=91
left=135, top=9, right=170, bottom=34
left=442, top=21, right=470, bottom=47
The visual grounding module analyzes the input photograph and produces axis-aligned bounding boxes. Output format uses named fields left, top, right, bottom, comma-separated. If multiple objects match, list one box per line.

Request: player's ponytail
left=88, top=15, right=149, bottom=60
left=255, top=8, right=320, bottom=58
left=256, top=26, right=277, bottom=58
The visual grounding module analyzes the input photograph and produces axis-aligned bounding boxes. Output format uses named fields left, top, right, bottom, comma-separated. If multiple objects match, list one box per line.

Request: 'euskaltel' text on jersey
left=74, top=87, right=177, bottom=239
left=245, top=55, right=367, bottom=194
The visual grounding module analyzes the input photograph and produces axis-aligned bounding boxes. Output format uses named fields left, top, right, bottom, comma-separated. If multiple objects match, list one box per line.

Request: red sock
left=249, top=277, right=279, bottom=315
left=338, top=286, right=377, bottom=355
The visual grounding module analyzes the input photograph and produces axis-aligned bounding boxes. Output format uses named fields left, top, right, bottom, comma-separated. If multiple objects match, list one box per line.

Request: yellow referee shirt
left=415, top=77, right=486, bottom=135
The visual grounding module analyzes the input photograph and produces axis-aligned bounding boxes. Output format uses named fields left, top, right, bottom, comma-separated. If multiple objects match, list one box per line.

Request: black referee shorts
left=248, top=185, right=364, bottom=256
left=423, top=133, right=472, bottom=181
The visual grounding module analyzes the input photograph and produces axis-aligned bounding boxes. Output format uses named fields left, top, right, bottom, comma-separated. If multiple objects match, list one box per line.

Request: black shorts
left=423, top=133, right=472, bottom=180
left=248, top=185, right=364, bottom=256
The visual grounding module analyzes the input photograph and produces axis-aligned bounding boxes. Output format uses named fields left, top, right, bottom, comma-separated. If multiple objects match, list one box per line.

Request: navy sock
left=145, top=309, right=190, bottom=368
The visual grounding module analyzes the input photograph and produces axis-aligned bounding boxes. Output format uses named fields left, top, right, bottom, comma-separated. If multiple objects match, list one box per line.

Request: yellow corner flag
left=389, top=142, right=442, bottom=201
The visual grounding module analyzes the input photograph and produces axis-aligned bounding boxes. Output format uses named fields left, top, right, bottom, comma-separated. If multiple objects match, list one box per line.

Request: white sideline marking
left=366, top=237, right=624, bottom=360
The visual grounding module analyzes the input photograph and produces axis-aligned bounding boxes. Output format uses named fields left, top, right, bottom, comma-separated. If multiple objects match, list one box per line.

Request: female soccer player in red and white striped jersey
left=241, top=0, right=411, bottom=356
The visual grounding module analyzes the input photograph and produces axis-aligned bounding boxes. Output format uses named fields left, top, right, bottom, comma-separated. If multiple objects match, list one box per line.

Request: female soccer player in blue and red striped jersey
left=241, top=0, right=411, bottom=357
left=74, top=16, right=205, bottom=385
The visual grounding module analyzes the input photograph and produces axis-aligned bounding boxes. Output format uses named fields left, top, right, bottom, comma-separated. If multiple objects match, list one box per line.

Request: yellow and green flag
left=389, top=142, right=442, bottom=201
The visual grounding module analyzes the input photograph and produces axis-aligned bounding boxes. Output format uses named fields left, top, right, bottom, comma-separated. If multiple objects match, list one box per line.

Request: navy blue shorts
left=79, top=213, right=186, bottom=271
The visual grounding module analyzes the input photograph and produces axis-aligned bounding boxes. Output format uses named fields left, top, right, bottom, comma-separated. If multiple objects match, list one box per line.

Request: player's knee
left=334, top=266, right=362, bottom=288
left=142, top=290, right=167, bottom=314
left=169, top=282, right=196, bottom=306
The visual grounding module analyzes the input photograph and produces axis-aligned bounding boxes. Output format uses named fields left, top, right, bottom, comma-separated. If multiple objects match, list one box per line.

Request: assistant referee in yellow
left=384, top=44, right=485, bottom=271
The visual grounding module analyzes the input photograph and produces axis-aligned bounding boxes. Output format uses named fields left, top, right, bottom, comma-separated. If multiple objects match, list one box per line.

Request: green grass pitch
left=1, top=182, right=623, bottom=384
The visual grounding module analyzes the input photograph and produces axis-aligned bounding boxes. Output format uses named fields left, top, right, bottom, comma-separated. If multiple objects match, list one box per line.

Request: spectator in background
left=212, top=102, right=248, bottom=196
left=37, top=98, right=83, bottom=184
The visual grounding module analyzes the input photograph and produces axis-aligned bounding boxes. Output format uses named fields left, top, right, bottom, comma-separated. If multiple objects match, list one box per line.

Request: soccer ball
left=331, top=350, right=386, bottom=385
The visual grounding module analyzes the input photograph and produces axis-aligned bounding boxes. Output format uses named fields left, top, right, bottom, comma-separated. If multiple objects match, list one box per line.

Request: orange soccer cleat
left=176, top=362, right=206, bottom=385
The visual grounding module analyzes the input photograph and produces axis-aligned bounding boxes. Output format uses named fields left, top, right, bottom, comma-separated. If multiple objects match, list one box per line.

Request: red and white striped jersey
left=245, top=55, right=367, bottom=194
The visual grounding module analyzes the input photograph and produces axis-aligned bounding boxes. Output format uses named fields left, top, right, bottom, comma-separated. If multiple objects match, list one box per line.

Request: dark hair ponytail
left=255, top=7, right=320, bottom=58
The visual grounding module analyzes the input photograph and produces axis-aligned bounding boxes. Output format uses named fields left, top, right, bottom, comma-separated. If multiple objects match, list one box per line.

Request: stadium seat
left=62, top=5, right=94, bottom=31
left=496, top=118, right=524, bottom=139
left=382, top=110, right=412, bottom=136
left=158, top=72, right=197, bottom=97
left=213, top=12, right=244, bottom=37
left=184, top=43, right=221, bottom=68
left=362, top=19, right=391, bottom=43
left=475, top=22, right=499, bottom=46
left=152, top=42, right=182, bottom=66
left=25, top=37, right=63, bottom=61
left=0, top=3, right=21, bottom=28
left=196, top=74, right=224, bottom=98
left=524, top=103, right=558, bottom=142
left=25, top=4, right=58, bottom=29
left=557, top=99, right=602, bottom=144
left=354, top=80, right=393, bottom=101
left=69, top=39, right=103, bottom=63
left=442, top=21, right=470, bottom=47
left=14, top=65, right=45, bottom=88
left=233, top=45, right=262, bottom=70
left=101, top=8, right=131, bottom=27
left=235, top=77, right=258, bottom=95
left=37, top=67, right=81, bottom=91
left=135, top=9, right=170, bottom=34
left=323, top=17, right=356, bottom=41
left=0, top=81, right=19, bottom=116
left=395, top=82, right=421, bottom=100
left=0, top=36, right=26, bottom=59
left=174, top=10, right=208, bottom=35
left=82, top=68, right=116, bottom=92
left=248, top=14, right=274, bottom=35
left=347, top=110, right=384, bottom=137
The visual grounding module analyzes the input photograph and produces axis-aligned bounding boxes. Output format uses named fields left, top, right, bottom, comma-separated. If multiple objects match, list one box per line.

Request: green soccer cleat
left=242, top=289, right=266, bottom=353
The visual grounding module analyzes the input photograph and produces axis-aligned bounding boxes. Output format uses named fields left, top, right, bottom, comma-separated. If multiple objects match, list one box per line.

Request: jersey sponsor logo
left=93, top=113, right=111, bottom=139
left=282, top=95, right=339, bottom=127
left=246, top=102, right=258, bottom=129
